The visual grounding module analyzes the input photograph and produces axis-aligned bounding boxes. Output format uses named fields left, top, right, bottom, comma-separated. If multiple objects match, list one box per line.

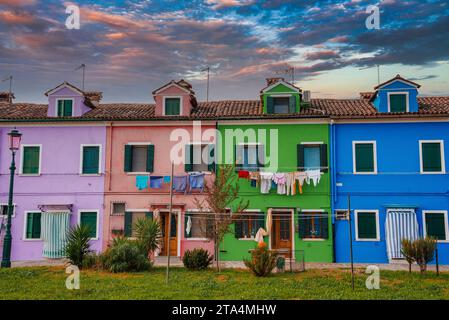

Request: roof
left=1, top=96, right=448, bottom=122
left=374, top=74, right=421, bottom=90
left=260, top=78, right=301, bottom=93
left=44, top=81, right=85, bottom=96
left=152, top=80, right=195, bottom=95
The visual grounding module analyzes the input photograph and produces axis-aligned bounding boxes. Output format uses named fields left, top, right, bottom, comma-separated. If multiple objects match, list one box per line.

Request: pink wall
left=154, top=84, right=192, bottom=117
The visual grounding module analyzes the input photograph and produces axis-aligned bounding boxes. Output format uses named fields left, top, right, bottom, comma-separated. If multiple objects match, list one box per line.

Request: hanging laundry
left=149, top=176, right=163, bottom=189
left=185, top=215, right=192, bottom=236
left=163, top=176, right=171, bottom=184
left=272, top=173, right=287, bottom=195
left=238, top=170, right=250, bottom=179
left=294, top=171, right=307, bottom=194
left=306, top=169, right=321, bottom=187
left=260, top=172, right=273, bottom=194
left=250, top=179, right=257, bottom=188
left=285, top=172, right=296, bottom=196
left=173, top=176, right=187, bottom=193
left=189, top=172, right=205, bottom=192
left=136, top=175, right=149, bottom=190
left=249, top=171, right=260, bottom=186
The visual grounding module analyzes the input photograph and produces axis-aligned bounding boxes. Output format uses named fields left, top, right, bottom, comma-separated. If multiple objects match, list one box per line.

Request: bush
left=64, top=225, right=92, bottom=269
left=401, top=237, right=437, bottom=273
left=182, top=248, right=214, bottom=270
left=81, top=252, right=101, bottom=270
left=133, top=218, right=162, bottom=258
left=101, top=240, right=151, bottom=273
left=244, top=244, right=278, bottom=277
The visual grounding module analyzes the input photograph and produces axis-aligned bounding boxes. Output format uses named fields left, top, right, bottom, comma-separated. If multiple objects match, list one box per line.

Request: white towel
left=185, top=216, right=192, bottom=236
left=306, top=169, right=321, bottom=187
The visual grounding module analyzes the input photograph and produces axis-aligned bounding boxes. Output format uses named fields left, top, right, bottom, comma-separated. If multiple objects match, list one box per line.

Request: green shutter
left=357, top=212, right=377, bottom=239
left=297, top=144, right=305, bottom=170
left=145, top=211, right=153, bottom=220
left=82, top=146, right=100, bottom=174
left=298, top=211, right=308, bottom=239
left=355, top=143, right=375, bottom=173
left=124, top=145, right=133, bottom=172
left=426, top=213, right=446, bottom=240
left=146, top=145, right=154, bottom=172
left=23, top=146, right=40, bottom=174
left=234, top=218, right=242, bottom=238
left=57, top=100, right=64, bottom=117
left=389, top=94, right=407, bottom=112
left=320, top=144, right=328, bottom=173
left=321, top=212, right=329, bottom=239
left=185, top=144, right=193, bottom=172
left=422, top=143, right=442, bottom=173
left=63, top=100, right=73, bottom=116
left=26, top=212, right=41, bottom=239
left=289, top=95, right=296, bottom=113
left=80, top=212, right=97, bottom=238
left=257, top=212, right=265, bottom=230
left=208, top=144, right=216, bottom=172
left=26, top=213, right=33, bottom=239
left=124, top=212, right=133, bottom=237
left=165, top=98, right=180, bottom=115
left=266, top=96, right=274, bottom=114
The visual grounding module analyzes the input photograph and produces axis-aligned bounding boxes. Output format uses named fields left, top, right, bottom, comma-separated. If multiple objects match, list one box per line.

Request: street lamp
left=1, top=129, right=22, bottom=268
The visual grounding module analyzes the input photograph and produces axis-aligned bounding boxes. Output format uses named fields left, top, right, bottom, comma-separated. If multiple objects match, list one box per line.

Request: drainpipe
left=329, top=119, right=336, bottom=262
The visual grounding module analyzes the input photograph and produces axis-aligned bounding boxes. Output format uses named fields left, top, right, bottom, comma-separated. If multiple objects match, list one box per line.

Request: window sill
left=126, top=172, right=151, bottom=176
left=184, top=238, right=209, bottom=241
left=22, top=238, right=42, bottom=242
left=18, top=174, right=41, bottom=177
left=186, top=171, right=213, bottom=175
left=356, top=238, right=380, bottom=242
left=420, top=172, right=446, bottom=175
left=302, top=238, right=326, bottom=242
left=238, top=237, right=256, bottom=241
left=80, top=173, right=101, bottom=177
left=353, top=172, right=377, bottom=175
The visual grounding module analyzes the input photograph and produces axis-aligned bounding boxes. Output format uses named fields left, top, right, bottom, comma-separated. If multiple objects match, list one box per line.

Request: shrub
left=64, top=225, right=92, bottom=269
left=244, top=245, right=278, bottom=277
left=101, top=241, right=151, bottom=273
left=81, top=252, right=101, bottom=270
left=401, top=237, right=437, bottom=273
left=182, top=248, right=214, bottom=270
left=276, top=256, right=286, bottom=272
left=133, top=218, right=162, bottom=258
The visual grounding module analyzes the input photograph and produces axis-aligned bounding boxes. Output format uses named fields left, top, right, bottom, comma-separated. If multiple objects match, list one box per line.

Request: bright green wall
left=262, top=83, right=301, bottom=113
left=218, top=123, right=333, bottom=263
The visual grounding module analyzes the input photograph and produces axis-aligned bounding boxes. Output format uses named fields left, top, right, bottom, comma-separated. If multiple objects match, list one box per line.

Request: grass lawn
left=0, top=267, right=448, bottom=300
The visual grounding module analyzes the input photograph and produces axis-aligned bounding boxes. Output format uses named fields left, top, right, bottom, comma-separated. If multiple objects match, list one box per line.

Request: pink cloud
left=0, top=10, right=35, bottom=25
left=0, top=0, right=36, bottom=6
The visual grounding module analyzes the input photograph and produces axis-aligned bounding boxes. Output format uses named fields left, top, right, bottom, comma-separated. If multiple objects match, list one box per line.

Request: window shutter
left=257, top=212, right=265, bottom=230
left=298, top=211, right=307, bottom=239
left=124, top=145, right=133, bottom=172
left=426, top=213, right=446, bottom=240
left=32, top=212, right=41, bottom=239
left=355, top=144, right=374, bottom=173
left=57, top=100, right=64, bottom=117
left=184, top=144, right=193, bottom=172
left=234, top=218, right=242, bottom=238
left=321, top=212, right=329, bottom=239
left=64, top=100, right=73, bottom=116
left=124, top=212, right=133, bottom=237
left=145, top=211, right=153, bottom=220
left=146, top=145, right=154, bottom=172
left=289, top=95, right=296, bottom=113
left=208, top=144, right=216, bottom=172
left=81, top=212, right=97, bottom=238
left=83, top=146, right=100, bottom=174
left=389, top=94, right=407, bottom=112
left=320, top=144, right=328, bottom=173
left=23, top=147, right=40, bottom=174
left=422, top=143, right=442, bottom=173
left=26, top=213, right=34, bottom=238
left=266, top=96, right=274, bottom=114
left=297, top=144, right=305, bottom=170
left=357, top=212, right=377, bottom=239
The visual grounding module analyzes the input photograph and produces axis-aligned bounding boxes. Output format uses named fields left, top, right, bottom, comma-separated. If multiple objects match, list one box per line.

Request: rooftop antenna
left=275, top=66, right=295, bottom=85
left=75, top=64, right=86, bottom=91
left=1, top=75, right=13, bottom=106
left=359, top=64, right=380, bottom=85
left=201, top=66, right=210, bottom=103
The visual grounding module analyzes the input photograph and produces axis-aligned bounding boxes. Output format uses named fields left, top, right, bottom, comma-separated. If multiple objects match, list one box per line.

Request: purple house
left=0, top=82, right=106, bottom=262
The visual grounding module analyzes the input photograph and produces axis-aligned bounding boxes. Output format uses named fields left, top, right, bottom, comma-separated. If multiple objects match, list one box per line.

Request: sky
left=0, top=0, right=448, bottom=103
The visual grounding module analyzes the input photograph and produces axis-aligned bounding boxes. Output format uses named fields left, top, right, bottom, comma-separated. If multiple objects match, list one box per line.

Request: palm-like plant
left=64, top=225, right=92, bottom=268
left=133, top=218, right=162, bottom=258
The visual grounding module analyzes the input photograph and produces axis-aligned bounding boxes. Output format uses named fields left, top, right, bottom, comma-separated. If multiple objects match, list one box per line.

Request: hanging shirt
left=173, top=176, right=188, bottom=193
left=149, top=176, right=163, bottom=189
left=272, top=173, right=287, bottom=195
left=238, top=170, right=250, bottom=179
left=294, top=172, right=307, bottom=194
left=260, top=172, right=273, bottom=194
left=163, top=176, right=171, bottom=184
left=136, top=175, right=149, bottom=190
left=189, top=172, right=205, bottom=192
left=306, top=169, right=321, bottom=187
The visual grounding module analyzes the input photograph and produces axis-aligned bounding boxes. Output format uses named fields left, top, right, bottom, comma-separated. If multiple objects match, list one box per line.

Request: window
left=335, top=209, right=349, bottom=221
left=420, top=141, right=445, bottom=174
left=124, top=211, right=153, bottom=237
left=185, top=144, right=215, bottom=172
left=298, top=211, right=329, bottom=239
left=267, top=96, right=296, bottom=114
left=235, top=144, right=264, bottom=171
left=57, top=99, right=73, bottom=117
left=24, top=211, right=41, bottom=240
left=184, top=212, right=210, bottom=239
left=0, top=204, right=16, bottom=217
left=423, top=211, right=448, bottom=242
left=124, top=144, right=154, bottom=173
left=164, top=97, right=181, bottom=116
left=81, top=145, right=101, bottom=175
left=355, top=210, right=379, bottom=241
left=353, top=141, right=377, bottom=174
left=111, top=202, right=126, bottom=216
left=388, top=93, right=408, bottom=113
left=234, top=212, right=264, bottom=239
left=297, top=143, right=328, bottom=172
left=21, top=145, right=41, bottom=175
left=79, top=211, right=98, bottom=239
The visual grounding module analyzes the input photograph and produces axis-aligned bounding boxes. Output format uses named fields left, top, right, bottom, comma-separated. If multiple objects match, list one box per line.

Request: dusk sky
left=0, top=0, right=448, bottom=103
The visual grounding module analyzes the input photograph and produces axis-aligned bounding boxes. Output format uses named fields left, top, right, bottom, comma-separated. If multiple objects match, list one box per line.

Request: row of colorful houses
left=0, top=75, right=448, bottom=265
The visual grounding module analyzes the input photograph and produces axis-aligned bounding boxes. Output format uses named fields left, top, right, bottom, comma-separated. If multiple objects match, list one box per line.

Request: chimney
left=84, top=91, right=103, bottom=107
left=266, top=77, right=284, bottom=86
left=0, top=92, right=15, bottom=103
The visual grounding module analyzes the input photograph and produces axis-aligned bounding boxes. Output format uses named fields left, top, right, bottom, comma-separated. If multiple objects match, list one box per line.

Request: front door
left=160, top=212, right=178, bottom=256
left=271, top=211, right=292, bottom=258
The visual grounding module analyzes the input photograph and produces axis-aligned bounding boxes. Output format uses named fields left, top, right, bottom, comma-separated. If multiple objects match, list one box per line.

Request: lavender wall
left=47, top=86, right=92, bottom=117
left=0, top=125, right=106, bottom=261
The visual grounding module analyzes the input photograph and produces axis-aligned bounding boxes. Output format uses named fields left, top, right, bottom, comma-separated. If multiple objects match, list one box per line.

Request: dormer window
left=273, top=97, right=289, bottom=114
left=164, top=97, right=181, bottom=116
left=388, top=92, right=408, bottom=113
left=56, top=99, right=73, bottom=117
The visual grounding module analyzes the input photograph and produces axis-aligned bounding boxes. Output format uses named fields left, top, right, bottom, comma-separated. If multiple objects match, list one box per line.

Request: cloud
left=206, top=0, right=254, bottom=10
left=0, top=10, right=35, bottom=25
left=0, top=0, right=36, bottom=6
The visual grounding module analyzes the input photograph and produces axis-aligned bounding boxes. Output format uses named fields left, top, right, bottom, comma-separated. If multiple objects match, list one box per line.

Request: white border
left=19, top=144, right=42, bottom=176
left=422, top=210, right=449, bottom=243
left=78, top=209, right=100, bottom=240
left=163, top=96, right=183, bottom=116
left=387, top=92, right=409, bottom=112
left=80, top=144, right=102, bottom=175
left=55, top=98, right=75, bottom=117
left=419, top=140, right=446, bottom=174
left=23, top=210, right=42, bottom=241
left=352, top=141, right=378, bottom=175
left=354, top=210, right=380, bottom=241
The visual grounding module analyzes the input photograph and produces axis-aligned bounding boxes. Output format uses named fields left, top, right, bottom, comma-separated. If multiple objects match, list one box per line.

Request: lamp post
left=1, top=129, right=22, bottom=268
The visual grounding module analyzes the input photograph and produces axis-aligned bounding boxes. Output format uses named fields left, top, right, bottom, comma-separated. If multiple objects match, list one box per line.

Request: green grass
left=0, top=267, right=448, bottom=300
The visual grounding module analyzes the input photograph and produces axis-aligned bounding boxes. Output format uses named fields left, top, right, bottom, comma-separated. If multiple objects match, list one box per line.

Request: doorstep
left=11, top=258, right=68, bottom=268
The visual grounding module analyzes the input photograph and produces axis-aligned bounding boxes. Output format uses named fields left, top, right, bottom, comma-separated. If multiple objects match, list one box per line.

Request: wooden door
left=160, top=213, right=178, bottom=256
left=271, top=212, right=292, bottom=258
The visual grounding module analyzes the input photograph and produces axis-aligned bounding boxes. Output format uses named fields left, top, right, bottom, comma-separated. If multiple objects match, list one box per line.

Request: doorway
left=271, top=210, right=293, bottom=258
left=159, top=211, right=178, bottom=256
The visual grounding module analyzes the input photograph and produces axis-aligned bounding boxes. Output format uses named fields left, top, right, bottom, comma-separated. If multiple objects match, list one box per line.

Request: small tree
left=401, top=239, right=415, bottom=273
left=64, top=225, right=92, bottom=269
left=401, top=237, right=437, bottom=273
left=195, top=164, right=249, bottom=272
left=133, top=218, right=162, bottom=259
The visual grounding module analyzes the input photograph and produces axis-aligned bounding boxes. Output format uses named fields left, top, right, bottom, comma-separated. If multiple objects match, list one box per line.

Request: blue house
left=331, top=75, right=449, bottom=265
